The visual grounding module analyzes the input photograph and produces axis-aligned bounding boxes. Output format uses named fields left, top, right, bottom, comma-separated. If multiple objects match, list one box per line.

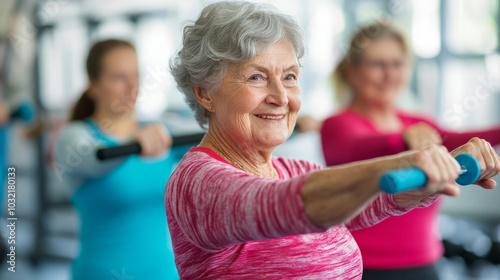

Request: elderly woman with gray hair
left=165, top=1, right=500, bottom=279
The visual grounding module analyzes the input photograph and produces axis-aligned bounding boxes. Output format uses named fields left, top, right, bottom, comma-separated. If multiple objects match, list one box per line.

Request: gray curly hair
left=169, top=1, right=307, bottom=128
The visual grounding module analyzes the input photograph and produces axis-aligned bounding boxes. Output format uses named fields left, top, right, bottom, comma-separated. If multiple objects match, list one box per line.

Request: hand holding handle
left=380, top=154, right=481, bottom=194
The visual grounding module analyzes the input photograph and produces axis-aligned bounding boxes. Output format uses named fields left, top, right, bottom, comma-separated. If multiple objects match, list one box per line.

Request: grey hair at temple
left=169, top=1, right=307, bottom=128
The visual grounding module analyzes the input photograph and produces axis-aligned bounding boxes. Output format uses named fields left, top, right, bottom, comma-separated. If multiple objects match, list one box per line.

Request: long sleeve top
left=55, top=118, right=185, bottom=279
left=320, top=108, right=500, bottom=269
left=164, top=146, right=439, bottom=279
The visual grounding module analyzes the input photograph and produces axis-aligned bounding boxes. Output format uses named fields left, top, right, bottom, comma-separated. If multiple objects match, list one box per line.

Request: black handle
left=96, top=143, right=141, bottom=160
left=96, top=132, right=205, bottom=161
left=172, top=132, right=205, bottom=146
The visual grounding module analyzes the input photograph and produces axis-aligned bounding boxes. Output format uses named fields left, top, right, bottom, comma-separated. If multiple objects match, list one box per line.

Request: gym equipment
left=96, top=132, right=205, bottom=160
left=380, top=154, right=481, bottom=194
left=10, top=102, right=34, bottom=122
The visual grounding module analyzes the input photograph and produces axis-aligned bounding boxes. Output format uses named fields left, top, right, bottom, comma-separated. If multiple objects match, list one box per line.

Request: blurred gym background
left=1, top=0, right=500, bottom=279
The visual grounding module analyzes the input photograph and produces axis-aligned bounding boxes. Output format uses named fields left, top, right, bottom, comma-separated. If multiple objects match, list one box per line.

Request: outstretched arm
left=169, top=139, right=499, bottom=251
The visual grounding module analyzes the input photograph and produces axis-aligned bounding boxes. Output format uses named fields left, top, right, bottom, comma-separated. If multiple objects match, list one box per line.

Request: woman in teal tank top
left=54, top=39, right=181, bottom=279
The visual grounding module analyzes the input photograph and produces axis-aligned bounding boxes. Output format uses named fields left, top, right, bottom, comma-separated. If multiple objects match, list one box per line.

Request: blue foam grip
left=10, top=102, right=34, bottom=122
left=380, top=154, right=481, bottom=194
left=455, top=154, right=481, bottom=185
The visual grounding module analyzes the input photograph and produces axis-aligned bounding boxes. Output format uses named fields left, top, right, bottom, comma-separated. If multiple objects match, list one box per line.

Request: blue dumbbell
left=380, top=154, right=481, bottom=194
left=10, top=102, right=34, bottom=122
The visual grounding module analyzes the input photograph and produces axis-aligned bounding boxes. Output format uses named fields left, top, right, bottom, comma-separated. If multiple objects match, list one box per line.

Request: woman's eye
left=285, top=74, right=296, bottom=80
left=250, top=75, right=261, bottom=81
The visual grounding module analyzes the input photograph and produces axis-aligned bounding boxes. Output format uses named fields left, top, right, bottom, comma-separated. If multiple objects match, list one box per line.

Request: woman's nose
left=266, top=79, right=289, bottom=107
left=383, top=64, right=401, bottom=81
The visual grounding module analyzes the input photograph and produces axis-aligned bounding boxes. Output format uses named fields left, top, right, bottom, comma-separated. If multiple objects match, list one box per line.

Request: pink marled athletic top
left=320, top=108, right=500, bottom=269
left=164, top=146, right=439, bottom=279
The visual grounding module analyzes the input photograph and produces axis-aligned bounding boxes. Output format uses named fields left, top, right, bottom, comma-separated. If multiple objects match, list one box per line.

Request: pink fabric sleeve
left=345, top=192, right=440, bottom=231
left=322, top=111, right=500, bottom=166
left=169, top=151, right=430, bottom=252
left=346, top=194, right=406, bottom=231
left=416, top=117, right=500, bottom=151
left=321, top=116, right=407, bottom=166
left=441, top=129, right=500, bottom=150
left=168, top=153, right=326, bottom=252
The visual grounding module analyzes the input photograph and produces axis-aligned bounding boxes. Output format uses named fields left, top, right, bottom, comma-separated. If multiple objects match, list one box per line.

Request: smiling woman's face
left=347, top=38, right=409, bottom=108
left=210, top=40, right=301, bottom=150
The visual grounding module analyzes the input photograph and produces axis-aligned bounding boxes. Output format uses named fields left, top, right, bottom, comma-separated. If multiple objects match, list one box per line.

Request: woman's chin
left=254, top=132, right=290, bottom=148
left=368, top=97, right=396, bottom=108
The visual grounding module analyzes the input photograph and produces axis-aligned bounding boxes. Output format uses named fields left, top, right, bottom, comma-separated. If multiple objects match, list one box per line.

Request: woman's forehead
left=102, top=48, right=137, bottom=71
left=362, top=39, right=406, bottom=60
left=234, top=42, right=299, bottom=72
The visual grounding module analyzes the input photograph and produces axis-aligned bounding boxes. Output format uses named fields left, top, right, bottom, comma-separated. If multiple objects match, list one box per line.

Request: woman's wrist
left=392, top=191, right=437, bottom=209
left=376, top=151, right=438, bottom=209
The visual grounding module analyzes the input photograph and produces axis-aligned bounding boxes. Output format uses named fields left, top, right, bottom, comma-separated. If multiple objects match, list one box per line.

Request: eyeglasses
left=360, top=59, right=407, bottom=71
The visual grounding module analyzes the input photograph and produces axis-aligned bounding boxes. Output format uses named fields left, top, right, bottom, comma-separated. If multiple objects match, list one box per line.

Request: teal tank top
left=71, top=119, right=181, bottom=280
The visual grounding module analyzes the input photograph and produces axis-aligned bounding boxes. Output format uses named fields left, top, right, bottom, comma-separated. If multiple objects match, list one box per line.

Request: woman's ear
left=193, top=86, right=215, bottom=112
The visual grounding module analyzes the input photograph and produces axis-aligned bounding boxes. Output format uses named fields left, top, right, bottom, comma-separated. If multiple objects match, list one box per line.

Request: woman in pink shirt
left=166, top=2, right=500, bottom=279
left=320, top=22, right=500, bottom=279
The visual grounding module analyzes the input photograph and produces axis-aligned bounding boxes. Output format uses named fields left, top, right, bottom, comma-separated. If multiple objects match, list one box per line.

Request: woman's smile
left=253, top=113, right=287, bottom=121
